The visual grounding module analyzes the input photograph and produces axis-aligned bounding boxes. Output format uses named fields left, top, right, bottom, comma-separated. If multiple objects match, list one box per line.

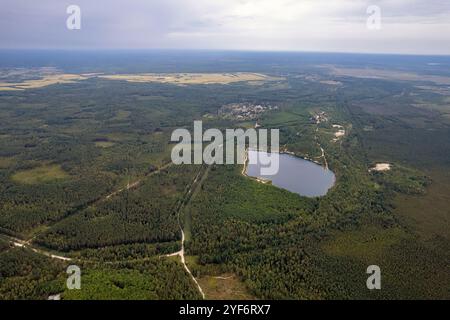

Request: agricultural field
left=99, top=72, right=282, bottom=85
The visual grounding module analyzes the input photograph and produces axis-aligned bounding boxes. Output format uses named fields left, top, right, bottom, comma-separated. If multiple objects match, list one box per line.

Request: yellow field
left=99, top=72, right=282, bottom=85
left=0, top=74, right=88, bottom=91
left=0, top=72, right=282, bottom=91
left=11, top=164, right=69, bottom=184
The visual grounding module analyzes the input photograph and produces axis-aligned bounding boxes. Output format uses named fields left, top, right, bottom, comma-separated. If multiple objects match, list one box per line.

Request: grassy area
left=112, top=110, right=131, bottom=120
left=323, top=226, right=408, bottom=262
left=11, top=164, right=69, bottom=184
left=184, top=255, right=255, bottom=300
left=197, top=274, right=256, bottom=300
left=95, top=141, right=115, bottom=148
left=394, top=167, right=450, bottom=242
left=0, top=157, right=14, bottom=169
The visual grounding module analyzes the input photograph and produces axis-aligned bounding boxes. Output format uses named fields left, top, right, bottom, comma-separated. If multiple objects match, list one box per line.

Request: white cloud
left=0, top=0, right=449, bottom=54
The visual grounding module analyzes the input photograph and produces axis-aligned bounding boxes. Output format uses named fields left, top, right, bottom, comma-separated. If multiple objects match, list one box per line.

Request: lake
left=245, top=150, right=336, bottom=197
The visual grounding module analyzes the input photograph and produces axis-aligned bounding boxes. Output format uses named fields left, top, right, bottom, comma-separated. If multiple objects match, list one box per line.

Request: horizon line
left=0, top=48, right=449, bottom=58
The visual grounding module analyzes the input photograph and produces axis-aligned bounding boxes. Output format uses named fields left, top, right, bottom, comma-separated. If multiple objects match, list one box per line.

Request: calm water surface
left=246, top=150, right=335, bottom=197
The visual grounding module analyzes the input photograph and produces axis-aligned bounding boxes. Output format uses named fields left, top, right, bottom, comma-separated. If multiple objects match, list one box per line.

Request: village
left=219, top=102, right=278, bottom=121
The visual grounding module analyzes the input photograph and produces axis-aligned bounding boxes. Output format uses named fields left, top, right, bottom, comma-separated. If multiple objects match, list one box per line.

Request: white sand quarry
left=370, top=163, right=392, bottom=172
left=332, top=124, right=345, bottom=142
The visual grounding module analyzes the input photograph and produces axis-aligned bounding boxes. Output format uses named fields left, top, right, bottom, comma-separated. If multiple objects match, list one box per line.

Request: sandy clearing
left=331, top=124, right=346, bottom=142
left=320, top=80, right=342, bottom=86
left=370, top=163, right=392, bottom=172
left=334, top=130, right=345, bottom=138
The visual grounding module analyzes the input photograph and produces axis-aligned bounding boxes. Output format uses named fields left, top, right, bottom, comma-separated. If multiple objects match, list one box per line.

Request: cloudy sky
left=1, top=0, right=450, bottom=54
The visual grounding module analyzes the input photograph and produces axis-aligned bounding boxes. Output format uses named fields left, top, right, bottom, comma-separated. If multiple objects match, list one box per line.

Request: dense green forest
left=0, top=59, right=449, bottom=299
left=0, top=246, right=64, bottom=300
left=62, top=259, right=202, bottom=300
left=36, top=165, right=200, bottom=251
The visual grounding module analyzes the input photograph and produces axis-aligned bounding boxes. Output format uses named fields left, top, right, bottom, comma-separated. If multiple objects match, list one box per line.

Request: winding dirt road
left=0, top=234, right=72, bottom=261
left=166, top=228, right=205, bottom=298
left=0, top=163, right=176, bottom=262
left=315, top=122, right=329, bottom=169
left=165, top=167, right=208, bottom=299
left=1, top=161, right=208, bottom=299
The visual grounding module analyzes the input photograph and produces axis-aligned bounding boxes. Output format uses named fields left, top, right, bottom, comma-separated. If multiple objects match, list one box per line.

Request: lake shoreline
left=242, top=148, right=336, bottom=197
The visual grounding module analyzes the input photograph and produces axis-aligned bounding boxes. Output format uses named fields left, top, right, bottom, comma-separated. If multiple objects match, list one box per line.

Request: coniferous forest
left=0, top=51, right=449, bottom=300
